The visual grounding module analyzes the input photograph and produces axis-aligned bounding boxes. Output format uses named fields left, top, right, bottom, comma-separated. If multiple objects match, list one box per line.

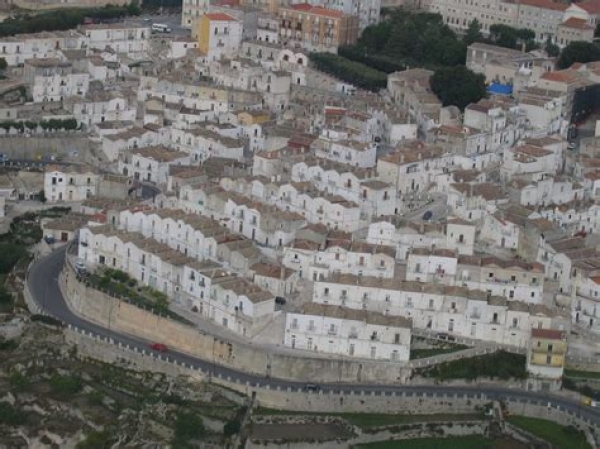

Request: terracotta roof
left=204, top=12, right=237, bottom=21
left=288, top=3, right=345, bottom=18
left=576, top=0, right=600, bottom=14
left=560, top=17, right=594, bottom=30
left=519, top=0, right=569, bottom=11
left=540, top=70, right=581, bottom=83
left=531, top=328, right=566, bottom=340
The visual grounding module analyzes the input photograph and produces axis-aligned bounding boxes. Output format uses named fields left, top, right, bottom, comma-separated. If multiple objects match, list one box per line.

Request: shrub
left=50, top=374, right=83, bottom=396
left=173, top=410, right=205, bottom=446
left=223, top=418, right=242, bottom=437
left=0, top=402, right=25, bottom=426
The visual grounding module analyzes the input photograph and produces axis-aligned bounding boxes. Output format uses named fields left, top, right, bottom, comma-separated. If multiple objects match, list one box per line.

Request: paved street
left=131, top=13, right=187, bottom=36
left=401, top=192, right=449, bottom=222
left=24, top=247, right=600, bottom=428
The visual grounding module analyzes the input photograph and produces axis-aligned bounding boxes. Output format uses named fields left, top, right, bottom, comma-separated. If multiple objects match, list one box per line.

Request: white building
left=82, top=23, right=151, bottom=57
left=24, top=58, right=89, bottom=103
left=285, top=303, right=411, bottom=361
left=312, top=273, right=565, bottom=349
left=44, top=165, right=99, bottom=203
left=119, top=146, right=191, bottom=184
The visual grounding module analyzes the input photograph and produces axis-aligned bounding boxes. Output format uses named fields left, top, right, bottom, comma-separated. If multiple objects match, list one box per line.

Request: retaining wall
left=61, top=268, right=412, bottom=384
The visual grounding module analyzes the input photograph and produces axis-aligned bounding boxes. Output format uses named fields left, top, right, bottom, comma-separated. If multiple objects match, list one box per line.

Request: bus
left=152, top=23, right=172, bottom=33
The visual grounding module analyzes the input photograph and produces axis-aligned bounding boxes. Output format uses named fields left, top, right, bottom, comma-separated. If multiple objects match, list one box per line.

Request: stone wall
left=0, top=135, right=94, bottom=161
left=61, top=267, right=413, bottom=384
left=64, top=325, right=599, bottom=449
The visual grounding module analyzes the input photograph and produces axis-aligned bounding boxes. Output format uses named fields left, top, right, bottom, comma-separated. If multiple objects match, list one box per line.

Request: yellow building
left=527, top=328, right=567, bottom=380
left=195, top=12, right=242, bottom=60
left=237, top=110, right=271, bottom=126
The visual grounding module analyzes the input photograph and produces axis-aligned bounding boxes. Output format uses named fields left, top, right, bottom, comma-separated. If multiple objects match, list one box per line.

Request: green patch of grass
left=410, top=345, right=468, bottom=360
left=507, top=416, right=592, bottom=449
left=565, top=369, right=600, bottom=379
left=254, top=408, right=482, bottom=429
left=416, top=351, right=527, bottom=380
left=357, top=435, right=493, bottom=449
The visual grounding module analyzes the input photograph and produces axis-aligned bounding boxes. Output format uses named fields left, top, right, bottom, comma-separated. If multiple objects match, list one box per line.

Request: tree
left=557, top=41, right=600, bottom=69
left=357, top=21, right=392, bottom=53
left=545, top=37, right=560, bottom=58
left=464, top=19, right=483, bottom=45
left=173, top=411, right=205, bottom=446
left=127, top=0, right=142, bottom=16
left=431, top=66, right=487, bottom=111
left=0, top=57, right=7, bottom=72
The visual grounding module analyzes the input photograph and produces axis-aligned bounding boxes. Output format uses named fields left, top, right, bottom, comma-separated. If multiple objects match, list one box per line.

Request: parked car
left=44, top=234, right=55, bottom=244
left=275, top=296, right=286, bottom=305
left=75, top=261, right=87, bottom=274
left=422, top=210, right=433, bottom=221
left=150, top=343, right=168, bottom=352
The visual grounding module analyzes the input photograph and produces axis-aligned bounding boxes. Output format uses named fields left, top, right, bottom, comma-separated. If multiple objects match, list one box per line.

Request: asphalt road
left=132, top=13, right=187, bottom=36
left=27, top=247, right=600, bottom=427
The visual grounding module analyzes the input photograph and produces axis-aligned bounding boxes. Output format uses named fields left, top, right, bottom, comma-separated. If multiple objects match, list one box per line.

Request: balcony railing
left=327, top=328, right=337, bottom=335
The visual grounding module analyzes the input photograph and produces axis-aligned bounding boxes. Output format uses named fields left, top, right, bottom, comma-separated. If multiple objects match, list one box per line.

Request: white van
left=152, top=23, right=171, bottom=33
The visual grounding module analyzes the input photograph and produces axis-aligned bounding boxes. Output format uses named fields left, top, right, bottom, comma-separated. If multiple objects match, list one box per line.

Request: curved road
left=28, top=247, right=600, bottom=428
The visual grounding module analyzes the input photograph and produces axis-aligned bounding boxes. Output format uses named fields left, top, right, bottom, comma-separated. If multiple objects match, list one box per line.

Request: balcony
left=470, top=312, right=481, bottom=319
left=349, top=332, right=358, bottom=339
left=290, top=322, right=299, bottom=330
left=327, top=328, right=337, bottom=336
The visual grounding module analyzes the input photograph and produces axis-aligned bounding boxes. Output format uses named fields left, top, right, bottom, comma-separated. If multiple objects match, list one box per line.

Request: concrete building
left=44, top=165, right=99, bottom=203
left=182, top=0, right=211, bottom=28
left=312, top=273, right=567, bottom=348
left=278, top=4, right=359, bottom=53
left=527, top=328, right=567, bottom=381
left=196, top=13, right=243, bottom=61
left=119, top=146, right=191, bottom=185
left=285, top=302, right=411, bottom=361
left=24, top=58, right=89, bottom=103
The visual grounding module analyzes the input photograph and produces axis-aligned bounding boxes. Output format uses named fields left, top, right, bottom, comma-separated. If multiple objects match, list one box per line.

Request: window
left=324, top=287, right=329, bottom=296
left=394, top=333, right=400, bottom=344
left=546, top=355, right=552, bottom=364
left=428, top=299, right=434, bottom=309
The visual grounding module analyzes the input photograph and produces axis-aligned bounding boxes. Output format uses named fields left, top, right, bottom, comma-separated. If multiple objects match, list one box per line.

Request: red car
left=150, top=343, right=168, bottom=352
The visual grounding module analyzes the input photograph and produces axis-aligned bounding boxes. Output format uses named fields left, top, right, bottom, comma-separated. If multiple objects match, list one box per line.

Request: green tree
left=357, top=21, right=392, bottom=53
left=0, top=57, right=7, bottom=72
left=173, top=411, right=205, bottom=446
left=431, top=66, right=487, bottom=111
left=464, top=19, right=483, bottom=45
left=154, top=294, right=169, bottom=314
left=545, top=37, right=560, bottom=57
left=127, top=0, right=142, bottom=16
left=557, top=41, right=600, bottom=69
